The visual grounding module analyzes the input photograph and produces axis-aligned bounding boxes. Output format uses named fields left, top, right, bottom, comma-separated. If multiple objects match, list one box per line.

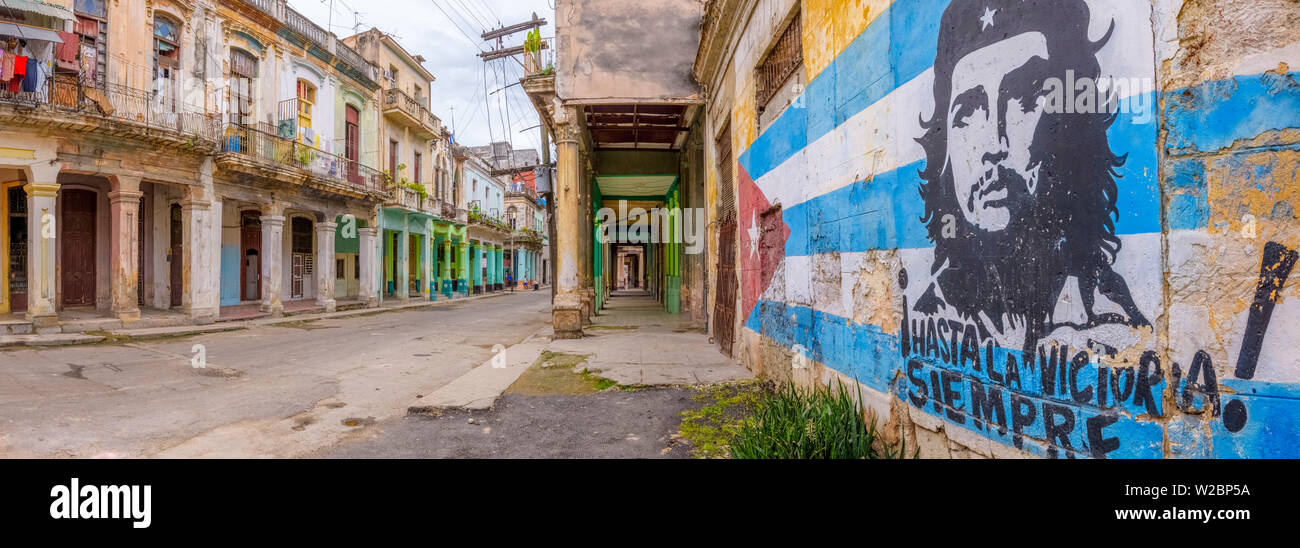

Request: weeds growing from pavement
left=729, top=381, right=915, bottom=459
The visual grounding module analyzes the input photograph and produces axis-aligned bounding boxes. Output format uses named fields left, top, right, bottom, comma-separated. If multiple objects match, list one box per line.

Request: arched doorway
left=61, top=189, right=97, bottom=307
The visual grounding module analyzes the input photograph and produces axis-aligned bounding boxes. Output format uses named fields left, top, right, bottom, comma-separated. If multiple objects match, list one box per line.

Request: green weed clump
left=730, top=382, right=912, bottom=459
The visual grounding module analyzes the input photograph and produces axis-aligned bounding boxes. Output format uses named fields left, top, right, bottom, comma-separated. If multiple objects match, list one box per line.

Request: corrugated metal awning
left=2, top=0, right=74, bottom=20
left=0, top=21, right=64, bottom=43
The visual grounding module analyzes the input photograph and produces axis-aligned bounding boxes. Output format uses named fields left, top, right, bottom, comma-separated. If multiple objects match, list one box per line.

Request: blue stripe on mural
left=748, top=299, right=1185, bottom=457
left=739, top=0, right=949, bottom=181
left=780, top=103, right=1161, bottom=256
left=1165, top=72, right=1300, bottom=153
left=745, top=298, right=1300, bottom=458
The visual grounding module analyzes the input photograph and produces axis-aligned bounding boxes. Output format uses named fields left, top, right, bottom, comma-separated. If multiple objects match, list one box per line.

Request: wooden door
left=169, top=204, right=182, bottom=307
left=61, top=189, right=97, bottom=307
left=240, top=211, right=261, bottom=301
left=714, top=220, right=738, bottom=356
left=345, top=105, right=361, bottom=185
left=712, top=122, right=738, bottom=356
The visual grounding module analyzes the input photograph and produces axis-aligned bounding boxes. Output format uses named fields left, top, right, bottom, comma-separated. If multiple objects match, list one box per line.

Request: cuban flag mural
left=735, top=0, right=1300, bottom=457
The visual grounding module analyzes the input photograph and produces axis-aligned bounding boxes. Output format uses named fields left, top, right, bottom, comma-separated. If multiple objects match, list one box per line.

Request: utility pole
left=477, top=12, right=553, bottom=294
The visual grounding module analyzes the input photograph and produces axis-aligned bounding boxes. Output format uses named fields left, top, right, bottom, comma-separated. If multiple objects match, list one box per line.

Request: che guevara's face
left=945, top=32, right=1050, bottom=233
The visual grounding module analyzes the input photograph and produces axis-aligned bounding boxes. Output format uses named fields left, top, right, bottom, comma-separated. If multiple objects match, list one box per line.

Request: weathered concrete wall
left=718, top=0, right=1300, bottom=458
left=556, top=0, right=704, bottom=102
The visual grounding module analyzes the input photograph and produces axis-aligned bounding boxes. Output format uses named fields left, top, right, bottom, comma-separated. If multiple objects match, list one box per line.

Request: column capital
left=359, top=227, right=378, bottom=237
left=259, top=214, right=286, bottom=227
left=109, top=174, right=142, bottom=193
left=22, top=182, right=59, bottom=198
left=181, top=198, right=212, bottom=211
left=315, top=221, right=339, bottom=232
left=108, top=190, right=145, bottom=203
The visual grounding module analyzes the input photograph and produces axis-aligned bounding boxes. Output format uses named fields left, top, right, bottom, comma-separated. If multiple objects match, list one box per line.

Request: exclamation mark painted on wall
left=1224, top=241, right=1298, bottom=433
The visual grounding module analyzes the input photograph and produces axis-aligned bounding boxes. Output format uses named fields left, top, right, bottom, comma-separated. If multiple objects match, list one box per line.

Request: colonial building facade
left=0, top=0, right=487, bottom=336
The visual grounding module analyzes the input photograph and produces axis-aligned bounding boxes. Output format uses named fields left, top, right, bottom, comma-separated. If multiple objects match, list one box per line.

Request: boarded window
left=755, top=12, right=803, bottom=111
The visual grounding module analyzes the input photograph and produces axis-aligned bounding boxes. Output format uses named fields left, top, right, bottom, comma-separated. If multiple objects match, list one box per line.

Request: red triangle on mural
left=738, top=163, right=789, bottom=320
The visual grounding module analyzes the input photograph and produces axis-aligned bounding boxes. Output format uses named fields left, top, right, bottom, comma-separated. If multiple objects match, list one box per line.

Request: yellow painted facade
left=800, top=0, right=890, bottom=82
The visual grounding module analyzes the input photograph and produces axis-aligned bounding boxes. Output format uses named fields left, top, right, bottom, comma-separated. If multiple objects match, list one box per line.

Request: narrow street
left=0, top=291, right=554, bottom=458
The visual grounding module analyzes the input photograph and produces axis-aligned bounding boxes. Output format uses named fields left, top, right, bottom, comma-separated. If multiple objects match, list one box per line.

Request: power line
left=429, top=0, right=487, bottom=53
left=450, top=0, right=489, bottom=31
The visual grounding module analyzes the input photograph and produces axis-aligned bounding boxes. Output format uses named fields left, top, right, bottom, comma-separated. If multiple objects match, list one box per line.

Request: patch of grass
left=506, top=351, right=621, bottom=395
left=677, top=381, right=763, bottom=459
left=586, top=325, right=639, bottom=331
left=730, top=382, right=915, bottom=459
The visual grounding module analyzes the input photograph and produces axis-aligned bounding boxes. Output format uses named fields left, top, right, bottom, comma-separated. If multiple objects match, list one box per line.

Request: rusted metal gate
left=712, top=122, right=738, bottom=356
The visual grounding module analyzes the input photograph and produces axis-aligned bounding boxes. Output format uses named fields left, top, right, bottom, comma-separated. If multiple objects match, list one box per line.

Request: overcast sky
left=287, top=0, right=554, bottom=156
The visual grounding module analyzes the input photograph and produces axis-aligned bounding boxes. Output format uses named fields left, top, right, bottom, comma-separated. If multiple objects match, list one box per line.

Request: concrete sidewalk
left=548, top=290, right=753, bottom=386
left=0, top=290, right=519, bottom=349
left=405, top=289, right=753, bottom=414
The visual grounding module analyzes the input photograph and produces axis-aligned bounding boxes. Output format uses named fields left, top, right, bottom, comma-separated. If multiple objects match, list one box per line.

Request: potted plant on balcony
left=295, top=144, right=316, bottom=166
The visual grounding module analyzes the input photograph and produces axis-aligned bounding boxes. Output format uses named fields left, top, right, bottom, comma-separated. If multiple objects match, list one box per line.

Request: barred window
left=755, top=12, right=803, bottom=116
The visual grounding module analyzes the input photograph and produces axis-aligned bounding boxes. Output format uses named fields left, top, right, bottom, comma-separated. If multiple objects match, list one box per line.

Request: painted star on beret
left=980, top=6, right=997, bottom=31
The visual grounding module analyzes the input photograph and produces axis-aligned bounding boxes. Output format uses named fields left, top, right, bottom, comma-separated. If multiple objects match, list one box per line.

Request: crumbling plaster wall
left=717, top=0, right=1300, bottom=458
left=556, top=0, right=705, bottom=102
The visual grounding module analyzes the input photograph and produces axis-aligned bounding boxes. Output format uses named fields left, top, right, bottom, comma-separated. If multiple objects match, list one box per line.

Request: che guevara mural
left=737, top=0, right=1300, bottom=458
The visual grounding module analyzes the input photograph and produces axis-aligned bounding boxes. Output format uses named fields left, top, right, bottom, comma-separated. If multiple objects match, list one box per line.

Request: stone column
left=493, top=246, right=501, bottom=291
left=458, top=240, right=469, bottom=295
left=108, top=176, right=143, bottom=322
left=181, top=184, right=218, bottom=324
left=315, top=221, right=337, bottom=312
left=259, top=204, right=286, bottom=316
left=578, top=151, right=594, bottom=322
left=359, top=226, right=379, bottom=307
left=442, top=237, right=452, bottom=297
left=421, top=234, right=433, bottom=300
left=552, top=107, right=584, bottom=338
left=22, top=168, right=59, bottom=327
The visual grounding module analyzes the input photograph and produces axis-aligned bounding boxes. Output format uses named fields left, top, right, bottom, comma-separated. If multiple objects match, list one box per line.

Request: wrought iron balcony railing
left=228, top=0, right=380, bottom=87
left=0, top=75, right=222, bottom=144
left=220, top=123, right=387, bottom=194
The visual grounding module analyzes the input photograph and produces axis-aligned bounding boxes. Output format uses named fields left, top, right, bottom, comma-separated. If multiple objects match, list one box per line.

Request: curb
left=4, top=290, right=523, bottom=348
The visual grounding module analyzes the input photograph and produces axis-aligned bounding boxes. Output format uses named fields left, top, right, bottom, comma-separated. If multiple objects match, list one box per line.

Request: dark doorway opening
left=61, top=189, right=97, bottom=307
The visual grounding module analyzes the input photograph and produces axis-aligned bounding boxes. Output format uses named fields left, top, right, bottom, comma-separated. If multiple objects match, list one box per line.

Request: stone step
left=1, top=320, right=32, bottom=336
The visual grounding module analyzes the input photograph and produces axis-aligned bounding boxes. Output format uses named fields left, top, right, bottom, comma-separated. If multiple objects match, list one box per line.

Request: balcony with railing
left=0, top=75, right=223, bottom=147
left=218, top=123, right=388, bottom=198
left=382, top=88, right=441, bottom=140
left=228, top=0, right=380, bottom=89
left=384, top=185, right=459, bottom=219
left=466, top=207, right=511, bottom=234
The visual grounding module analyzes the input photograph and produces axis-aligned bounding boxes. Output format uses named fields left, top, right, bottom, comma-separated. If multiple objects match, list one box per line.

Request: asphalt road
left=0, top=290, right=552, bottom=458
left=318, top=389, right=698, bottom=459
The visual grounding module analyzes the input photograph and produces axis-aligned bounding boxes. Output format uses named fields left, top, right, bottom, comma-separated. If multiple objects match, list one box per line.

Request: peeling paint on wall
left=722, top=0, right=1300, bottom=458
